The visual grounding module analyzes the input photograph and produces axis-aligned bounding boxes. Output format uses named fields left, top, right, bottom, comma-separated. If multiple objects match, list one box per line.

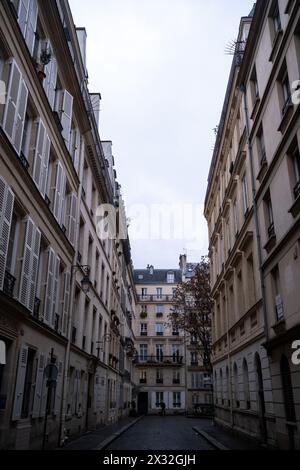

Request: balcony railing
left=156, top=379, right=164, bottom=384
left=138, top=295, right=175, bottom=302
left=268, top=222, right=275, bottom=239
left=3, top=271, right=16, bottom=298
left=135, top=355, right=184, bottom=366
left=140, top=378, right=147, bottom=384
left=173, top=379, right=180, bottom=385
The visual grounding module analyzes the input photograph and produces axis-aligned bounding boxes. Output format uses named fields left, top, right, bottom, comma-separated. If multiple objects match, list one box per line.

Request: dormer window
left=167, top=272, right=175, bottom=283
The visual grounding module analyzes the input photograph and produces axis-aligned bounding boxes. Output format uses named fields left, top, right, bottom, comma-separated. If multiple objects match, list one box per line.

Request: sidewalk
left=192, top=419, right=265, bottom=450
left=61, top=415, right=142, bottom=451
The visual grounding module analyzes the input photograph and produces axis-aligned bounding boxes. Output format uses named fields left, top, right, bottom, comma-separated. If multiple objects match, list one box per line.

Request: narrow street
left=106, top=416, right=214, bottom=451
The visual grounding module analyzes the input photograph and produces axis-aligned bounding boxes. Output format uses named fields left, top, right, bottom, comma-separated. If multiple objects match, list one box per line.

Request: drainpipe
left=241, top=85, right=269, bottom=344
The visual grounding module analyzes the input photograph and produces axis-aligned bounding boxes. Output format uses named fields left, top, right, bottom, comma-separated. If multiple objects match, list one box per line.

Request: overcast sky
left=69, top=0, right=255, bottom=269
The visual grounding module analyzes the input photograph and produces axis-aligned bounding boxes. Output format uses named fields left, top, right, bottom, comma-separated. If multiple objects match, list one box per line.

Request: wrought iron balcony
left=268, top=222, right=276, bottom=239
left=3, top=271, right=16, bottom=298
left=138, top=294, right=175, bottom=302
left=135, top=355, right=184, bottom=366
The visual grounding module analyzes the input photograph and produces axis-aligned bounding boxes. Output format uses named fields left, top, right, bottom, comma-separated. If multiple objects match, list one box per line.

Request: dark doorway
left=138, top=392, right=148, bottom=415
left=255, top=353, right=267, bottom=443
left=280, top=355, right=296, bottom=450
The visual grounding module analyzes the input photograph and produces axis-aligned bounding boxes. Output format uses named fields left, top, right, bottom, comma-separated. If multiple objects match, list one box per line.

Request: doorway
left=138, top=392, right=148, bottom=415
left=255, top=354, right=267, bottom=443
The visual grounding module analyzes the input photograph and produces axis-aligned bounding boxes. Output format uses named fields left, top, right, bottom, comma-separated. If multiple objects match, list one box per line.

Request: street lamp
left=72, top=265, right=92, bottom=294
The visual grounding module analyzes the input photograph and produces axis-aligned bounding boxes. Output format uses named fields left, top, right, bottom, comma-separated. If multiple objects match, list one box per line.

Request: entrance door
left=138, top=392, right=148, bottom=415
left=255, top=354, right=267, bottom=443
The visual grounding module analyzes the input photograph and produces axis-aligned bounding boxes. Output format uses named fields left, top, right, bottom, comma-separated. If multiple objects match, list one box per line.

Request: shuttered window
left=61, top=271, right=70, bottom=336
left=32, top=352, right=45, bottom=418
left=18, top=217, right=41, bottom=312
left=16, top=0, right=38, bottom=56
left=0, top=177, right=14, bottom=290
left=12, top=345, right=28, bottom=420
left=67, top=193, right=77, bottom=247
left=32, top=119, right=51, bottom=198
left=43, top=40, right=57, bottom=110
left=43, top=248, right=60, bottom=328
left=53, top=161, right=66, bottom=225
left=60, top=90, right=73, bottom=149
left=2, top=60, right=28, bottom=155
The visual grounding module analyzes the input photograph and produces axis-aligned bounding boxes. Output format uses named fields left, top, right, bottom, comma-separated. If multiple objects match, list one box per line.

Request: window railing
left=268, top=222, right=275, bottom=239
left=173, top=403, right=181, bottom=408
left=156, top=379, right=163, bottom=384
left=173, top=379, right=180, bottom=385
left=138, top=294, right=174, bottom=302
left=282, top=93, right=292, bottom=116
left=3, top=271, right=16, bottom=298
left=140, top=378, right=147, bottom=384
left=140, top=331, right=148, bottom=336
left=135, top=355, right=184, bottom=365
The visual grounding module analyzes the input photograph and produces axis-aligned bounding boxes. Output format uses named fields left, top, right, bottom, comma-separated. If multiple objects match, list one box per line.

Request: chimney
left=76, top=27, right=87, bottom=72
left=179, top=254, right=187, bottom=273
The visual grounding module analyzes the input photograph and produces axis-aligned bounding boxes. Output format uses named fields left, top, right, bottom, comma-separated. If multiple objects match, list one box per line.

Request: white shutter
left=0, top=177, right=14, bottom=290
left=27, top=226, right=41, bottom=312
left=12, top=345, right=28, bottom=421
left=62, top=271, right=70, bottom=336
left=40, top=134, right=50, bottom=198
left=3, top=60, right=22, bottom=143
left=32, top=353, right=45, bottom=418
left=54, top=361, right=63, bottom=416
left=32, top=119, right=46, bottom=189
left=13, top=77, right=28, bottom=155
left=60, top=90, right=73, bottom=148
left=19, top=217, right=34, bottom=307
left=51, top=255, right=60, bottom=328
left=17, top=0, right=30, bottom=35
left=24, top=0, right=38, bottom=56
left=60, top=171, right=66, bottom=226
left=73, top=129, right=81, bottom=172
left=44, top=248, right=55, bottom=325
left=53, top=161, right=65, bottom=223
left=67, top=193, right=77, bottom=247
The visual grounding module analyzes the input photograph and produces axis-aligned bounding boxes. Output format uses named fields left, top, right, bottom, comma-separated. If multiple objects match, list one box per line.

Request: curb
left=94, top=416, right=144, bottom=450
left=192, top=426, right=230, bottom=451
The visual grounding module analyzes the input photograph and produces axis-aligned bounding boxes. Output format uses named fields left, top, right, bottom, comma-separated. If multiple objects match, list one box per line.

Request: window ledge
left=269, top=30, right=283, bottom=63
left=250, top=97, right=261, bottom=121
left=277, top=102, right=294, bottom=134
left=264, top=234, right=277, bottom=254
left=289, top=198, right=300, bottom=219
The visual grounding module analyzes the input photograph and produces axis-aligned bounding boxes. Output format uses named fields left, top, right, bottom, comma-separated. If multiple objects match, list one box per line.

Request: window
left=156, top=369, right=163, bottom=384
left=156, top=304, right=164, bottom=317
left=257, top=126, right=267, bottom=165
left=155, top=323, right=164, bottom=336
left=270, top=1, right=282, bottom=42
left=192, top=373, right=203, bottom=389
left=271, top=265, right=284, bottom=321
left=141, top=288, right=148, bottom=300
left=172, top=345, right=181, bottom=363
left=243, top=359, right=251, bottom=410
left=43, top=41, right=58, bottom=110
left=242, top=174, right=249, bottom=215
left=173, top=370, right=180, bottom=385
left=140, top=370, right=147, bottom=384
left=233, top=199, right=239, bottom=235
left=172, top=324, right=179, bottom=336
left=156, top=344, right=163, bottom=361
left=139, top=344, right=148, bottom=362
left=156, top=288, right=162, bottom=299
left=156, top=391, right=164, bottom=408
left=167, top=272, right=175, bottom=283
left=140, top=323, right=147, bottom=336
left=173, top=392, right=181, bottom=408
left=264, top=190, right=275, bottom=238
left=191, top=352, right=198, bottom=366
left=55, top=89, right=73, bottom=149
left=12, top=346, right=37, bottom=420
left=14, top=0, right=38, bottom=56
left=281, top=69, right=292, bottom=115
left=250, top=66, right=259, bottom=106
left=289, top=143, right=300, bottom=200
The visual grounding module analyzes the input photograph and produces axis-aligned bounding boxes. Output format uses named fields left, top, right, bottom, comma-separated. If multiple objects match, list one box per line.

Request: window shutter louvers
left=73, top=129, right=81, bottom=172
left=43, top=40, right=58, bottom=110
left=67, top=193, right=77, bottom=247
left=24, top=0, right=38, bottom=56
left=60, top=90, right=73, bottom=148
left=19, top=218, right=40, bottom=312
left=0, top=177, right=14, bottom=290
left=32, top=352, right=45, bottom=418
left=17, top=0, right=30, bottom=36
left=51, top=255, right=60, bottom=328
left=40, top=135, right=50, bottom=197
left=44, top=248, right=55, bottom=325
left=27, top=226, right=41, bottom=312
left=53, top=161, right=66, bottom=224
left=32, top=120, right=50, bottom=197
left=13, top=76, right=28, bottom=155
left=62, top=271, right=70, bottom=336
left=12, top=345, right=28, bottom=421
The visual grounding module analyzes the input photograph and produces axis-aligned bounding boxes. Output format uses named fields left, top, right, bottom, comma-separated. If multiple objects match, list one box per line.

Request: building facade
left=133, top=266, right=187, bottom=415
left=0, top=0, right=136, bottom=450
left=205, top=0, right=300, bottom=450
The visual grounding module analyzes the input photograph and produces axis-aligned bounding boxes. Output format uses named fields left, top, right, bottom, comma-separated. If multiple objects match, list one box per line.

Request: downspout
left=241, top=85, right=269, bottom=344
left=59, top=139, right=84, bottom=447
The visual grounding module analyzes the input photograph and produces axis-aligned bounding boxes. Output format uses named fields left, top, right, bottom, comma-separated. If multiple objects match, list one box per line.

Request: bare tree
left=169, top=256, right=213, bottom=371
